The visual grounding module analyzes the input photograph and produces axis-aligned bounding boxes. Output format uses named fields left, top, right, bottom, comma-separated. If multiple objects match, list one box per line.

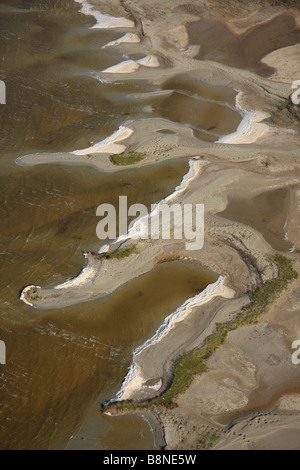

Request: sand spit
left=74, top=0, right=134, bottom=29
left=137, top=55, right=160, bottom=68
left=102, top=32, right=140, bottom=48
left=102, top=59, right=140, bottom=74
left=73, top=125, right=133, bottom=155
left=114, top=276, right=235, bottom=401
left=54, top=253, right=97, bottom=290
left=102, top=55, right=160, bottom=74
left=217, top=91, right=270, bottom=144
left=19, top=157, right=203, bottom=308
left=19, top=285, right=41, bottom=307
left=14, top=116, right=204, bottom=171
left=99, top=157, right=203, bottom=254
left=15, top=125, right=134, bottom=170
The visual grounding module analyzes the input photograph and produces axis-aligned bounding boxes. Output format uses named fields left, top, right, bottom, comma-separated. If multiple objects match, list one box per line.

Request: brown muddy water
left=102, top=74, right=242, bottom=141
left=187, top=14, right=300, bottom=77
left=0, top=0, right=239, bottom=450
left=219, top=188, right=291, bottom=252
left=0, top=0, right=242, bottom=166
left=159, top=75, right=241, bottom=140
left=0, top=258, right=217, bottom=450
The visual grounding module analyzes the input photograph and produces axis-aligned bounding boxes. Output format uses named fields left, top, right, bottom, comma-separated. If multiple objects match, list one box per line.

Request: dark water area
left=187, top=14, right=300, bottom=77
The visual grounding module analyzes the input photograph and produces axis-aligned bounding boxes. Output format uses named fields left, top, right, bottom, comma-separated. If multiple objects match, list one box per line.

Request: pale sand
left=74, top=0, right=134, bottom=29
left=72, top=125, right=134, bottom=155
left=101, top=59, right=140, bottom=74
left=217, top=91, right=270, bottom=145
left=136, top=55, right=160, bottom=68
left=262, top=44, right=300, bottom=83
left=276, top=394, right=300, bottom=411
left=102, top=55, right=159, bottom=74
left=102, top=32, right=140, bottom=48
left=19, top=285, right=41, bottom=307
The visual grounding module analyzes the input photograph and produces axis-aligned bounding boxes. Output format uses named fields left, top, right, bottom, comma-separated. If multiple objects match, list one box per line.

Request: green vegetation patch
left=94, top=245, right=138, bottom=261
left=109, top=152, right=146, bottom=166
left=197, top=431, right=221, bottom=450
left=269, top=98, right=300, bottom=128
left=104, top=255, right=298, bottom=413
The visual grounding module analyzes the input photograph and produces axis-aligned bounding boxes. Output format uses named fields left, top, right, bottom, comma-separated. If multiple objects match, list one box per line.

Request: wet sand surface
left=187, top=14, right=300, bottom=77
